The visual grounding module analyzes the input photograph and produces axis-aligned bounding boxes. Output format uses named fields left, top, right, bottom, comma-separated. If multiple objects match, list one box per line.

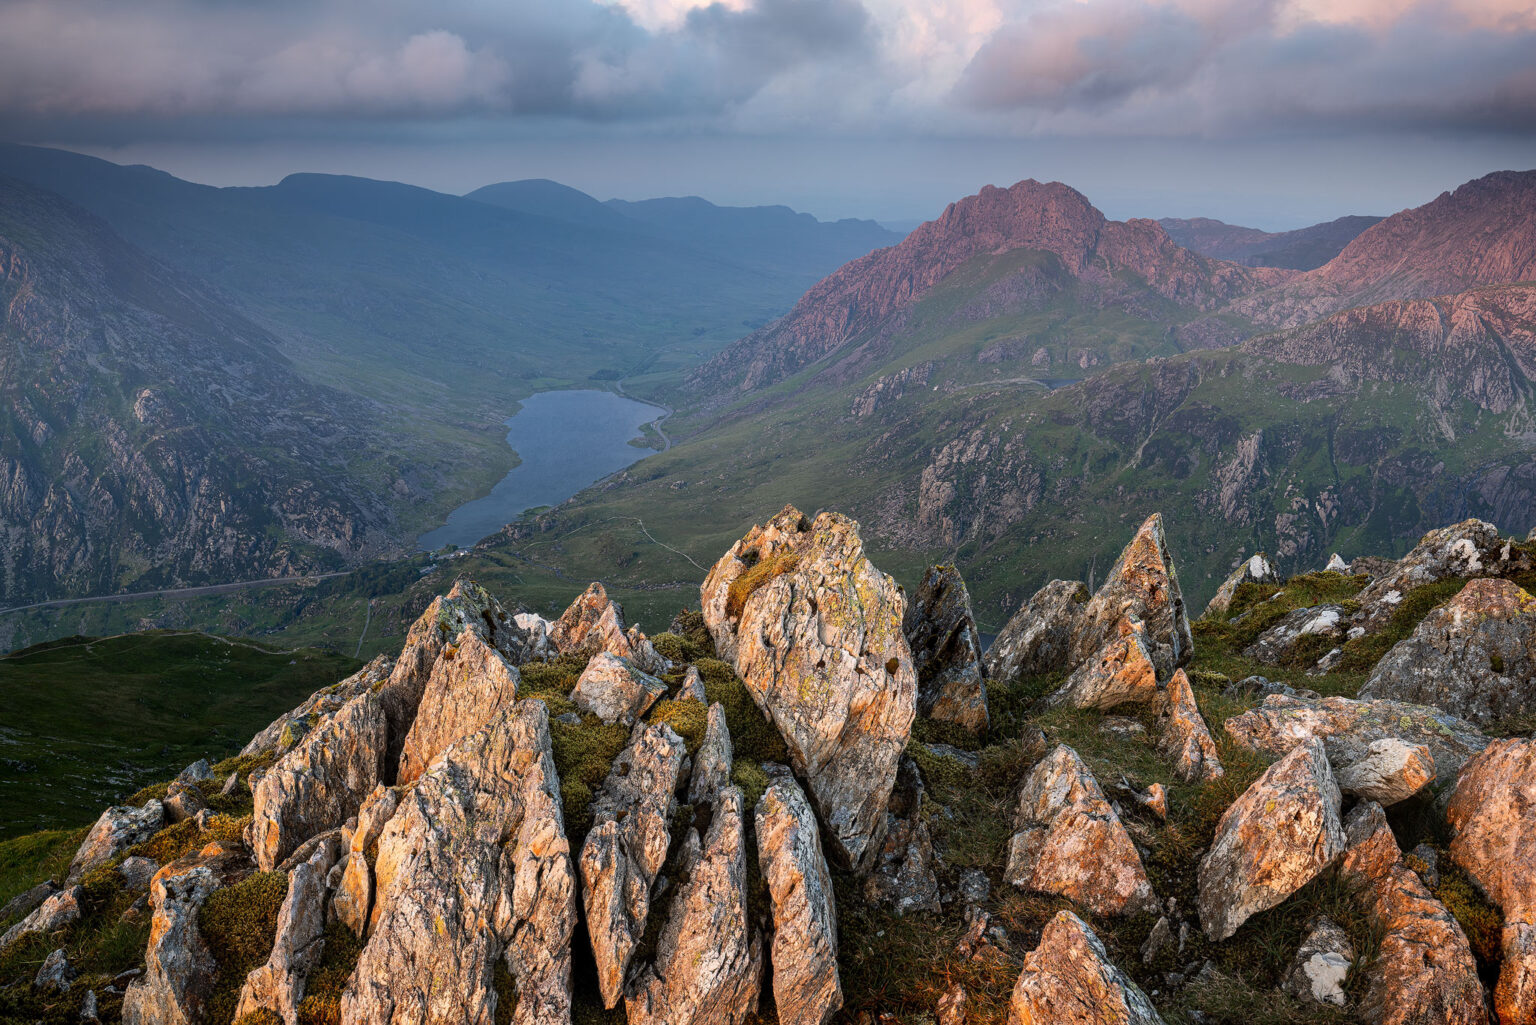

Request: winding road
left=614, top=379, right=674, bottom=452
left=0, top=572, right=349, bottom=618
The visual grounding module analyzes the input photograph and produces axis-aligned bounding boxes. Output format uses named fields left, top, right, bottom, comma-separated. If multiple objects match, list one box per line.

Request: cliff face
left=0, top=178, right=395, bottom=604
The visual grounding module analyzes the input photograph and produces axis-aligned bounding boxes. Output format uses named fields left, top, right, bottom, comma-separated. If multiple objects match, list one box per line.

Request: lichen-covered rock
left=569, top=652, right=666, bottom=726
left=626, top=786, right=764, bottom=1025
left=1353, top=518, right=1529, bottom=633
left=397, top=629, right=521, bottom=785
left=123, top=844, right=251, bottom=1025
left=162, top=781, right=208, bottom=825
left=1198, top=738, right=1346, bottom=941
left=701, top=506, right=917, bottom=871
left=756, top=777, right=842, bottom=1025
left=0, top=886, right=81, bottom=951
left=66, top=799, right=164, bottom=884
left=1205, top=553, right=1278, bottom=618
left=33, top=947, right=74, bottom=993
left=903, top=565, right=989, bottom=735
left=579, top=723, right=686, bottom=1009
left=1224, top=693, right=1486, bottom=792
left=865, top=758, right=941, bottom=917
left=118, top=856, right=159, bottom=892
left=1281, top=916, right=1353, bottom=1007
left=1241, top=604, right=1348, bottom=665
left=1157, top=669, right=1223, bottom=782
left=1007, top=911, right=1165, bottom=1025
left=241, top=657, right=393, bottom=759
left=1336, top=739, right=1435, bottom=805
left=1071, top=512, right=1192, bottom=676
left=1325, top=553, right=1351, bottom=573
left=1004, top=745, right=1157, bottom=917
left=341, top=701, right=576, bottom=1025
left=1043, top=632, right=1159, bottom=712
left=1342, top=802, right=1489, bottom=1025
left=984, top=579, right=1087, bottom=684
left=235, top=840, right=339, bottom=1024
left=1445, top=737, right=1536, bottom=1025
left=688, top=702, right=733, bottom=806
left=1360, top=577, right=1536, bottom=726
left=250, top=690, right=386, bottom=872
left=551, top=581, right=665, bottom=672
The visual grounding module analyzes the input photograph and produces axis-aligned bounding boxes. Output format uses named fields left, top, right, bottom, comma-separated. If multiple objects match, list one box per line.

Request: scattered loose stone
left=1142, top=783, right=1168, bottom=820
left=162, top=780, right=208, bottom=824
left=1336, top=739, right=1435, bottom=805
left=757, top=776, right=843, bottom=1025
left=1099, top=717, right=1146, bottom=740
left=570, top=651, right=667, bottom=726
left=1198, top=738, right=1345, bottom=942
left=1071, top=512, right=1193, bottom=676
left=1004, top=745, right=1158, bottom=917
left=176, top=759, right=212, bottom=784
left=396, top=627, right=521, bottom=784
left=33, top=948, right=74, bottom=993
left=1325, top=553, right=1351, bottom=573
left=984, top=579, right=1088, bottom=685
left=937, top=983, right=967, bottom=1025
left=1157, top=668, right=1223, bottom=783
left=1008, top=911, right=1166, bottom=1025
left=1281, top=917, right=1353, bottom=1007
left=677, top=664, right=707, bottom=702
left=80, top=988, right=99, bottom=1022
left=903, top=564, right=989, bottom=735
left=1241, top=604, right=1348, bottom=665
left=1, top=886, right=83, bottom=951
left=66, top=800, right=164, bottom=884
left=1043, top=632, right=1160, bottom=712
left=220, top=772, right=239, bottom=796
left=1204, top=553, right=1278, bottom=618
left=1141, top=916, right=1173, bottom=964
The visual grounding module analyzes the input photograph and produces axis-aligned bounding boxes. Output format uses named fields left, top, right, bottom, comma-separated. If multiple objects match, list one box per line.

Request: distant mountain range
left=1159, top=214, right=1383, bottom=270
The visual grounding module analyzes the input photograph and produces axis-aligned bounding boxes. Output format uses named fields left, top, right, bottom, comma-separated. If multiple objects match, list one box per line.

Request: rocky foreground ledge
left=3, top=509, right=1536, bottom=1025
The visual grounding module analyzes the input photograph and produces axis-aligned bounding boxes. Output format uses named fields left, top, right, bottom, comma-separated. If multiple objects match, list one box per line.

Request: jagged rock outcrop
left=865, top=758, right=941, bottom=916
left=123, top=843, right=250, bottom=1025
left=1004, top=745, right=1157, bottom=917
left=242, top=656, right=394, bottom=760
left=162, top=781, right=207, bottom=824
left=1241, top=604, right=1348, bottom=665
left=1071, top=513, right=1192, bottom=675
left=688, top=702, right=733, bottom=806
left=1007, top=910, right=1166, bottom=1025
left=341, top=701, right=576, bottom=1025
left=235, top=837, right=341, bottom=1024
left=1205, top=553, right=1278, bottom=618
left=397, top=629, right=521, bottom=785
left=626, top=786, right=764, bottom=1025
left=1198, top=738, right=1346, bottom=941
left=1335, top=739, right=1435, bottom=805
left=756, top=777, right=842, bottom=1025
left=569, top=652, right=666, bottom=726
left=1157, top=669, right=1223, bottom=782
left=250, top=690, right=386, bottom=872
left=1445, top=737, right=1536, bottom=1025
left=0, top=885, right=82, bottom=951
left=904, top=565, right=989, bottom=735
left=332, top=784, right=401, bottom=938
left=579, top=723, right=686, bottom=1009
left=1352, top=519, right=1526, bottom=632
left=1281, top=916, right=1353, bottom=1008
left=1360, top=577, right=1536, bottom=726
left=1342, top=802, right=1490, bottom=1025
left=984, top=579, right=1087, bottom=684
left=551, top=581, right=665, bottom=672
left=678, top=664, right=707, bottom=702
left=66, top=799, right=164, bottom=884
left=1224, top=693, right=1486, bottom=791
left=1044, top=632, right=1160, bottom=711
left=700, top=507, right=917, bottom=871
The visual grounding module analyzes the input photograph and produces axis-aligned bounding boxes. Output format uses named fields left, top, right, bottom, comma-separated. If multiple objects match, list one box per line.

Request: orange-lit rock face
left=1341, top=802, right=1490, bottom=1025
left=396, top=628, right=521, bottom=786
left=1198, top=738, right=1345, bottom=941
left=1007, top=911, right=1166, bottom=1025
left=1158, top=668, right=1224, bottom=783
left=552, top=580, right=665, bottom=673
left=1071, top=512, right=1192, bottom=676
left=1004, top=745, right=1158, bottom=918
left=1446, top=737, right=1536, bottom=1025
left=1046, top=632, right=1160, bottom=712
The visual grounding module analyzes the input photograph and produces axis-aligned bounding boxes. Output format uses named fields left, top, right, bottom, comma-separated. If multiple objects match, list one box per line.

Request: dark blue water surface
left=417, top=389, right=663, bottom=551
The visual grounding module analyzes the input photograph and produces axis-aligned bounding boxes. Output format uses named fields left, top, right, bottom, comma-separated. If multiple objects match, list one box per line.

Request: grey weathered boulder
left=1335, top=739, right=1435, bottom=805
left=1241, top=604, right=1348, bottom=665
left=569, top=652, right=666, bottom=726
left=341, top=701, right=576, bottom=1025
left=1445, top=736, right=1536, bottom=1025
left=1281, top=917, right=1353, bottom=1007
left=903, top=565, right=989, bottom=735
left=1043, top=631, right=1160, bottom=711
left=123, top=843, right=250, bottom=1025
left=250, top=689, right=386, bottom=872
left=162, top=781, right=208, bottom=825
left=242, top=656, right=393, bottom=760
left=1205, top=553, right=1278, bottom=618
left=1198, top=738, right=1346, bottom=941
left=118, top=856, right=159, bottom=892
left=66, top=800, right=164, bottom=884
left=397, top=628, right=521, bottom=785
left=235, top=839, right=340, bottom=1024
left=1004, top=745, right=1157, bottom=917
left=1353, top=518, right=1529, bottom=632
left=33, top=947, right=74, bottom=993
left=701, top=506, right=916, bottom=871
left=551, top=581, right=665, bottom=672
left=865, top=758, right=941, bottom=917
left=626, top=786, right=764, bottom=1025
left=984, top=579, right=1087, bottom=684
left=688, top=702, right=733, bottom=806
left=756, top=777, right=842, bottom=1025
left=1071, top=512, right=1192, bottom=675
left=1007, top=911, right=1165, bottom=1025
left=678, top=664, right=707, bottom=702
left=1342, top=802, right=1489, bottom=1025
left=0, top=881, right=56, bottom=922
left=0, top=886, right=82, bottom=951
left=1361, top=577, right=1536, bottom=726
left=1223, top=693, right=1486, bottom=792
left=579, top=723, right=686, bottom=1009
left=1157, top=669, right=1223, bottom=782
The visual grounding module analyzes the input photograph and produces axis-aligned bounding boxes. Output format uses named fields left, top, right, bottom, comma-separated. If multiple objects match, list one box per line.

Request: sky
left=1, top=0, right=1533, bottom=228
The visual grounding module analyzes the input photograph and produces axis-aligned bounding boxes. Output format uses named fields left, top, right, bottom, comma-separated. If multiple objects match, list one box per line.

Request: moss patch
left=548, top=715, right=630, bottom=841
left=201, top=870, right=289, bottom=1024
left=296, top=921, right=364, bottom=1025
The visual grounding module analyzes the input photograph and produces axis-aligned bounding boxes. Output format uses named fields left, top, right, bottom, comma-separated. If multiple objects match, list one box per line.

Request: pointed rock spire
left=903, top=565, right=989, bottom=735
left=1072, top=513, right=1192, bottom=675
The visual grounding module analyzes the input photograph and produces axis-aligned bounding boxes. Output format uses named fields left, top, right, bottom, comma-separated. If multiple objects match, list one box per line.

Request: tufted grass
left=725, top=553, right=801, bottom=619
